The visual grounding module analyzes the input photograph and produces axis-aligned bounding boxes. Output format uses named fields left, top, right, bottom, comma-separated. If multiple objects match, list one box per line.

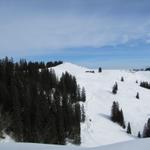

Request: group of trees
left=0, top=57, right=86, bottom=145
left=125, top=118, right=150, bottom=138
left=111, top=102, right=134, bottom=135
left=110, top=77, right=150, bottom=137
left=112, top=79, right=140, bottom=100
left=140, top=81, right=150, bottom=89
left=143, top=118, right=150, bottom=138
left=111, top=101, right=125, bottom=128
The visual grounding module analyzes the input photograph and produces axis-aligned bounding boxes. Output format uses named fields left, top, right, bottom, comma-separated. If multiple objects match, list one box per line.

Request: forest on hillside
left=0, top=57, right=86, bottom=145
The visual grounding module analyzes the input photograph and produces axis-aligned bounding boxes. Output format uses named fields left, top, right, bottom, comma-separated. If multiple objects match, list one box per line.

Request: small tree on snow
left=121, top=77, right=124, bottom=82
left=111, top=101, right=119, bottom=122
left=98, top=67, right=102, bottom=73
left=127, top=122, right=132, bottom=134
left=138, top=131, right=141, bottom=138
left=119, top=109, right=126, bottom=129
left=136, top=92, right=139, bottom=99
left=112, top=82, right=118, bottom=94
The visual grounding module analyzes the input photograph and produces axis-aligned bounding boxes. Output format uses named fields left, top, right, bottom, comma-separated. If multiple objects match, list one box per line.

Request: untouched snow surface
left=1, top=138, right=150, bottom=150
left=52, top=62, right=150, bottom=147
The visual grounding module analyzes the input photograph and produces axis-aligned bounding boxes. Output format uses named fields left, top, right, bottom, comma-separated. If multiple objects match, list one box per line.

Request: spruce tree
left=112, top=82, right=118, bottom=94
left=119, top=109, right=126, bottom=128
left=81, top=87, right=86, bottom=102
left=81, top=104, right=85, bottom=122
left=143, top=118, right=150, bottom=138
left=138, top=131, right=141, bottom=138
left=111, top=101, right=119, bottom=122
left=127, top=122, right=132, bottom=134
left=136, top=92, right=139, bottom=99
left=121, top=77, right=124, bottom=82
left=98, top=67, right=102, bottom=73
left=111, top=102, right=126, bottom=128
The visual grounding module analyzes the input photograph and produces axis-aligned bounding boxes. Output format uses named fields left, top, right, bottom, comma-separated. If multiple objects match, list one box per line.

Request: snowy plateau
left=1, top=62, right=150, bottom=149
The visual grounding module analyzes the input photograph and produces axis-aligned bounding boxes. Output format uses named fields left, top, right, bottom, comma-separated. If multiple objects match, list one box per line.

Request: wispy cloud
left=0, top=0, right=150, bottom=59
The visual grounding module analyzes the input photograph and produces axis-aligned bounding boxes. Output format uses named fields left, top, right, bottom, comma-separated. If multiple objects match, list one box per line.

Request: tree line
left=140, top=81, right=150, bottom=90
left=0, top=57, right=86, bottom=145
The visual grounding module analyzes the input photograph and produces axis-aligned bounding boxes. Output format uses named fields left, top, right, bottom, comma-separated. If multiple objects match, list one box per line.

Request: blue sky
left=0, top=0, right=150, bottom=69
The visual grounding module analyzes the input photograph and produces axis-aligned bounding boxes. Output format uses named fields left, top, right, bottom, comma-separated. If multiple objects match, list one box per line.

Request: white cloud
left=0, top=9, right=150, bottom=57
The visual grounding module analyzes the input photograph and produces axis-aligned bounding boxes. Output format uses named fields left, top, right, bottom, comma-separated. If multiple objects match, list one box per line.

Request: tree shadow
left=99, top=113, right=111, bottom=120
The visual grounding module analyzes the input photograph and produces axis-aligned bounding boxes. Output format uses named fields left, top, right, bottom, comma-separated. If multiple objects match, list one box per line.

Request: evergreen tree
left=119, top=109, right=126, bottom=128
left=81, top=104, right=86, bottom=122
left=121, top=77, right=124, bottom=82
left=11, top=84, right=23, bottom=141
left=111, top=102, right=125, bottom=128
left=138, top=131, right=141, bottom=138
left=98, top=67, right=102, bottom=73
left=136, top=92, right=139, bottom=99
left=127, top=122, right=132, bottom=134
left=143, top=118, right=150, bottom=138
left=111, top=101, right=119, bottom=122
left=112, top=82, right=118, bottom=94
left=73, top=103, right=81, bottom=144
left=81, top=87, right=86, bottom=102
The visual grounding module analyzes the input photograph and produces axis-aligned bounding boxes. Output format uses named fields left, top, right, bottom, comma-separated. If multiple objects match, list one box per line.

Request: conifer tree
left=138, top=131, right=141, bottom=138
left=119, top=109, right=126, bottom=128
left=111, top=101, right=119, bottom=122
left=112, top=82, right=118, bottom=94
left=143, top=118, right=150, bottom=138
left=121, top=77, right=124, bottom=82
left=98, top=67, right=102, bottom=73
left=136, top=92, right=139, bottom=99
left=127, top=122, right=132, bottom=134
left=81, top=104, right=85, bottom=122
left=81, top=87, right=86, bottom=102
left=111, top=102, right=125, bottom=128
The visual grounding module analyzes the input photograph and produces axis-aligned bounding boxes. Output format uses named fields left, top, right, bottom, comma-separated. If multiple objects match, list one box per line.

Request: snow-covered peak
left=53, top=62, right=88, bottom=76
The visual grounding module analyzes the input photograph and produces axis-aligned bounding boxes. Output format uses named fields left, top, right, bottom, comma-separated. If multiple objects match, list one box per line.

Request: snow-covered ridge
left=52, top=62, right=150, bottom=147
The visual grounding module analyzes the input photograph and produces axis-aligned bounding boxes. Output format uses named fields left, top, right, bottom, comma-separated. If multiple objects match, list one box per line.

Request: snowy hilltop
left=53, top=62, right=150, bottom=147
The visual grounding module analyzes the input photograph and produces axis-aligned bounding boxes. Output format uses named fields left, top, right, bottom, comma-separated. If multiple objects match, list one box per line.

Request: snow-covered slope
left=52, top=62, right=150, bottom=147
left=1, top=138, right=150, bottom=150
